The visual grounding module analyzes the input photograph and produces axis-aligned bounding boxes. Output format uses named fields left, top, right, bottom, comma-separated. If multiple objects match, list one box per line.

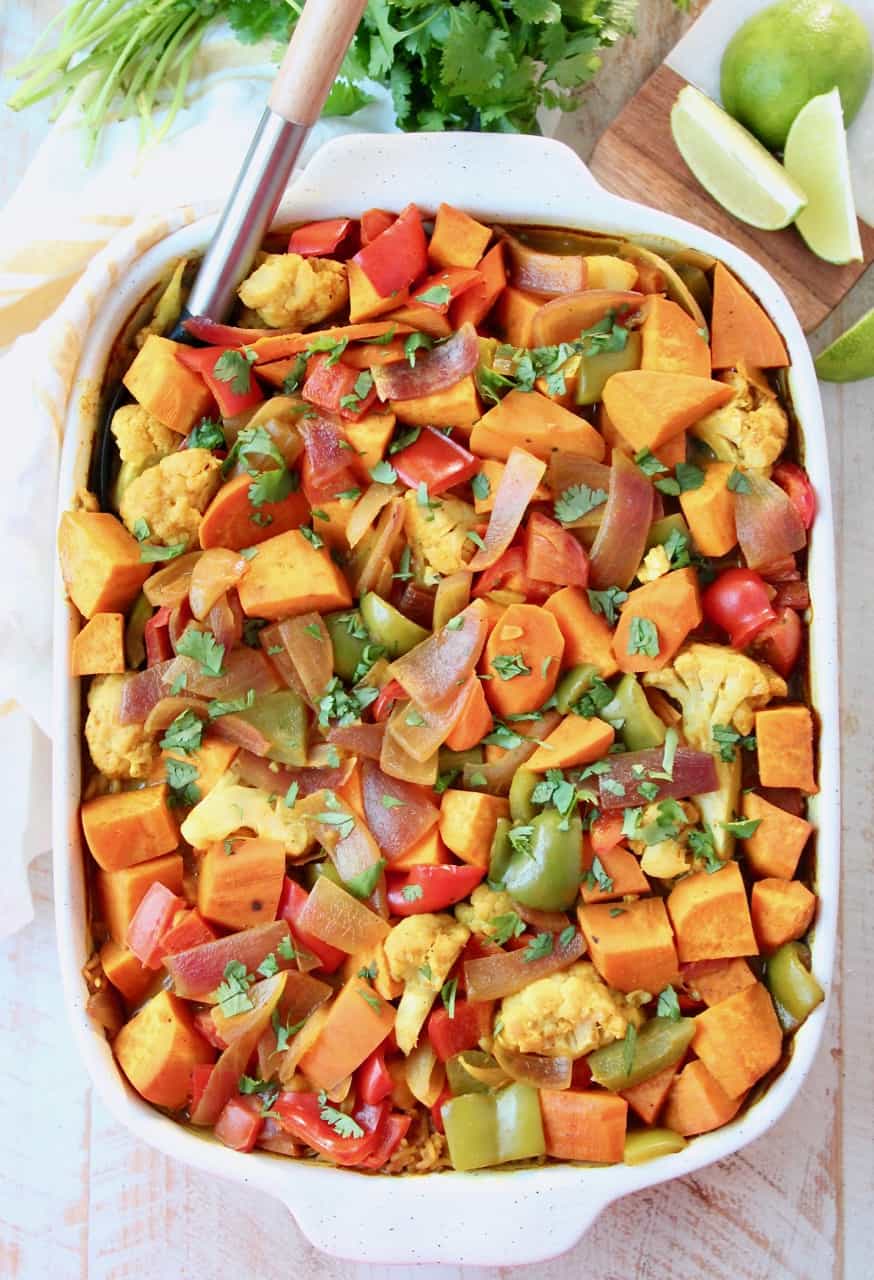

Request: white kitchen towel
left=0, top=27, right=397, bottom=937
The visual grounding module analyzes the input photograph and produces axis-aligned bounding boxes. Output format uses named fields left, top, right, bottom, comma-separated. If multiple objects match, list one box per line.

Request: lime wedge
left=670, top=85, right=807, bottom=231
left=783, top=89, right=863, bottom=265
left=815, top=306, right=874, bottom=382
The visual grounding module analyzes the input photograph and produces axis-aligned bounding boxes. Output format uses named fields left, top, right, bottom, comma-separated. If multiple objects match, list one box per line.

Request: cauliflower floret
left=644, top=643, right=786, bottom=857
left=498, top=962, right=644, bottom=1059
left=238, top=252, right=348, bottom=329
left=180, top=772, right=312, bottom=855
left=629, top=799, right=700, bottom=879
left=85, top=674, right=157, bottom=780
left=384, top=913, right=470, bottom=1053
left=403, top=490, right=477, bottom=580
left=636, top=543, right=671, bottom=584
left=119, top=448, right=222, bottom=548
left=691, top=367, right=788, bottom=471
left=111, top=404, right=179, bottom=469
left=455, top=884, right=516, bottom=937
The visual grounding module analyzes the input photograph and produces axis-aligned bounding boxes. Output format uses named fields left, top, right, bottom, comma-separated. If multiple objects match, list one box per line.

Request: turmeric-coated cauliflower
left=403, top=490, right=477, bottom=581
left=629, top=799, right=700, bottom=880
left=85, top=674, right=157, bottom=780
left=111, top=404, right=179, bottom=469
left=180, top=772, right=313, bottom=855
left=238, top=252, right=348, bottom=330
left=636, top=543, right=671, bottom=584
left=455, top=884, right=516, bottom=937
left=498, top=962, right=644, bottom=1059
left=119, top=448, right=222, bottom=548
left=691, top=367, right=788, bottom=472
left=384, top=913, right=470, bottom=1053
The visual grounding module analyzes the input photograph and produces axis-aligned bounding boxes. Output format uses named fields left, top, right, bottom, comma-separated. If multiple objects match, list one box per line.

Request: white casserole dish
left=52, top=133, right=840, bottom=1267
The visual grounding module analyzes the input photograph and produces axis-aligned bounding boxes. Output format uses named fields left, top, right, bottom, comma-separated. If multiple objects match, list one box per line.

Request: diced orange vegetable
left=444, top=677, right=493, bottom=752
left=236, top=528, right=352, bottom=619
left=667, top=861, right=758, bottom=963
left=451, top=243, right=507, bottom=329
left=754, top=706, right=818, bottom=793
left=641, top=296, right=711, bottom=378
left=306, top=497, right=355, bottom=552
left=612, top=567, right=703, bottom=673
left=621, top=1061, right=680, bottom=1124
left=577, top=897, right=679, bottom=993
left=342, top=410, right=396, bottom=473
left=544, top=586, right=618, bottom=677
left=481, top=603, right=564, bottom=717
left=663, top=1059, right=744, bottom=1136
left=114, top=989, right=214, bottom=1109
left=429, top=203, right=492, bottom=269
left=71, top=612, right=125, bottom=675
left=539, top=1089, right=628, bottom=1163
left=692, top=982, right=782, bottom=1098
left=59, top=511, right=151, bottom=619
left=710, top=263, right=789, bottom=369
left=340, top=940, right=403, bottom=1000
left=493, top=286, right=543, bottom=347
left=526, top=714, right=614, bottom=771
left=439, top=790, right=510, bottom=868
left=473, top=458, right=551, bottom=515
left=161, top=736, right=238, bottom=796
left=602, top=371, right=734, bottom=452
left=530, top=290, right=643, bottom=348
left=580, top=840, right=650, bottom=903
left=337, top=760, right=365, bottom=816
left=82, top=785, right=179, bottom=872
left=585, top=256, right=639, bottom=291
left=100, top=938, right=156, bottom=1004
left=741, top=792, right=812, bottom=880
left=470, top=389, right=605, bottom=463
left=249, top=321, right=412, bottom=366
left=687, top=957, right=757, bottom=1007
left=197, top=837, right=286, bottom=930
left=385, top=302, right=452, bottom=338
left=297, top=978, right=395, bottom=1091
left=390, top=375, right=481, bottom=431
left=679, top=462, right=737, bottom=557
left=597, top=403, right=687, bottom=470
left=391, top=827, right=453, bottom=872
left=348, top=260, right=409, bottom=322
left=198, top=473, right=309, bottom=550
left=96, top=853, right=184, bottom=945
left=122, top=334, right=215, bottom=434
left=750, top=878, right=816, bottom=953
left=482, top=709, right=551, bottom=764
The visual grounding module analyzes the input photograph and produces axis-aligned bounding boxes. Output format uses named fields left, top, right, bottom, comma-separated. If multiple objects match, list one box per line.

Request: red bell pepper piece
left=193, top=1010, right=227, bottom=1052
left=427, top=998, right=495, bottom=1063
left=472, top=546, right=552, bottom=603
left=372, top=679, right=406, bottom=723
left=288, top=218, right=355, bottom=258
left=357, top=1048, right=394, bottom=1105
left=386, top=864, right=486, bottom=916
left=588, top=814, right=626, bottom=856
left=158, top=908, right=217, bottom=959
left=353, top=204, right=427, bottom=298
left=175, top=345, right=263, bottom=418
left=772, top=461, right=816, bottom=529
left=278, top=877, right=345, bottom=974
left=457, top=932, right=501, bottom=994
left=302, top=353, right=379, bottom=422
left=299, top=418, right=360, bottom=506
left=412, top=267, right=483, bottom=314
left=360, top=208, right=396, bottom=245
left=357, top=1112, right=412, bottom=1169
left=391, top=426, right=479, bottom=497
left=524, top=512, right=590, bottom=589
left=273, top=1093, right=389, bottom=1166
left=144, top=605, right=173, bottom=666
left=190, top=1063, right=214, bottom=1113
left=215, top=1095, right=264, bottom=1153
left=430, top=1084, right=452, bottom=1134
left=125, top=882, right=187, bottom=969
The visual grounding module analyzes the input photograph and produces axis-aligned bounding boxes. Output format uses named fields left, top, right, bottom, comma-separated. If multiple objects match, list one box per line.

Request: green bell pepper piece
left=623, top=1127, right=687, bottom=1165
left=554, top=663, right=601, bottom=715
left=445, top=1050, right=495, bottom=1096
left=646, top=513, right=690, bottom=552
left=588, top=1016, right=695, bottom=1091
left=304, top=859, right=343, bottom=890
left=602, top=673, right=666, bottom=751
left=439, top=746, right=484, bottom=773
left=324, top=610, right=373, bottom=683
left=765, top=941, right=824, bottom=1031
left=360, top=591, right=428, bottom=658
left=502, top=810, right=582, bottom=911
left=509, top=767, right=540, bottom=822
left=575, top=330, right=642, bottom=405
left=488, top=818, right=514, bottom=886
left=124, top=592, right=151, bottom=670
left=442, top=1083, right=546, bottom=1171
left=233, top=690, right=308, bottom=766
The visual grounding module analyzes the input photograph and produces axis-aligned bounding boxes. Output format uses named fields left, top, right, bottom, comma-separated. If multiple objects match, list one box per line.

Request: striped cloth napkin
left=0, top=29, right=396, bottom=937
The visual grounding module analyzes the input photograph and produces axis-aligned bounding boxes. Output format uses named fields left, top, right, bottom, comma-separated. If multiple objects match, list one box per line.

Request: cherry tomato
left=752, top=606, right=803, bottom=677
left=772, top=462, right=816, bottom=529
left=702, top=567, right=777, bottom=649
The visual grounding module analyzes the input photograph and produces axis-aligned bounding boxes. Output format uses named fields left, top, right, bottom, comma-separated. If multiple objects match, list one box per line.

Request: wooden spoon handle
left=269, top=0, right=370, bottom=126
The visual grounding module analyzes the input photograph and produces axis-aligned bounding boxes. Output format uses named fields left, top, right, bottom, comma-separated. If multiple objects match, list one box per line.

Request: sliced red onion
left=361, top=760, right=440, bottom=862
left=464, top=930, right=585, bottom=1001
left=596, top=746, right=719, bottom=811
left=370, top=322, right=479, bottom=401
left=735, top=474, right=807, bottom=572
left=589, top=450, right=654, bottom=590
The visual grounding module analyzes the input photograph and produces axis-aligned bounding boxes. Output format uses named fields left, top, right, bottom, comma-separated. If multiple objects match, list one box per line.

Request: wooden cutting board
left=589, top=64, right=874, bottom=333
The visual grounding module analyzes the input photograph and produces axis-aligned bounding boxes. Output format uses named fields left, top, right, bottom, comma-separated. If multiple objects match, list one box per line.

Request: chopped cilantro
left=471, top=471, right=491, bottom=501
left=441, top=976, right=458, bottom=1019
left=318, top=1090, right=365, bottom=1140
left=657, top=985, right=681, bottom=1021
left=416, top=284, right=452, bottom=306
left=344, top=859, right=386, bottom=899
left=712, top=724, right=757, bottom=763
left=587, top=587, right=628, bottom=626
left=213, top=347, right=257, bottom=395
left=721, top=817, right=762, bottom=838
left=404, top=333, right=434, bottom=367
left=208, top=688, right=255, bottom=719
left=165, top=758, right=200, bottom=807
left=188, top=418, right=226, bottom=451
left=401, top=883, right=424, bottom=903
left=213, top=959, right=254, bottom=1017
left=491, top=911, right=525, bottom=945
left=139, top=541, right=187, bottom=563
left=491, top=652, right=531, bottom=681
left=523, top=932, right=554, bottom=962
left=554, top=483, right=608, bottom=526
left=627, top=616, right=660, bottom=657
left=176, top=628, right=225, bottom=676
left=727, top=467, right=752, bottom=494
left=369, top=459, right=398, bottom=484
left=159, top=709, right=203, bottom=755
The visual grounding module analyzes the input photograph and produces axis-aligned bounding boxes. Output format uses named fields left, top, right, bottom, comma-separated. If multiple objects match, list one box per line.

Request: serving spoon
left=90, top=0, right=369, bottom=509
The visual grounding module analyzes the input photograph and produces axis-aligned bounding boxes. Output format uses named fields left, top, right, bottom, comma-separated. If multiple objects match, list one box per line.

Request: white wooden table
left=0, top=3, right=871, bottom=1276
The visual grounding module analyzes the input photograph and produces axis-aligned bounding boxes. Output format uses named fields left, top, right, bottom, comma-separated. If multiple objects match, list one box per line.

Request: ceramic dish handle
left=269, top=0, right=369, bottom=125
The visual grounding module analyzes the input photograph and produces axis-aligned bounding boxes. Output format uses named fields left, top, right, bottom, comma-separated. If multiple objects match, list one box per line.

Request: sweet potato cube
left=391, top=375, right=481, bottom=431
left=602, top=370, right=734, bottom=452
left=122, top=334, right=215, bottom=434
left=493, top=286, right=542, bottom=347
left=621, top=1060, right=680, bottom=1124
left=641, top=296, right=711, bottom=378
left=750, top=878, right=816, bottom=953
left=385, top=301, right=452, bottom=338
left=585, top=256, right=639, bottom=291
left=539, top=1089, right=628, bottom=1163
left=663, top=1059, right=745, bottom=1136
left=100, top=938, right=156, bottom=1004
left=577, top=897, right=679, bottom=993
left=161, top=736, right=238, bottom=796
left=71, top=612, right=126, bottom=675
left=390, top=827, right=452, bottom=871
left=473, top=458, right=550, bottom=515
left=741, top=791, right=812, bottom=880
left=298, top=979, right=395, bottom=1092
left=693, top=982, right=782, bottom=1098
left=237, top=528, right=352, bottom=619
left=686, top=957, right=757, bottom=1007
left=580, top=840, right=650, bottom=904
left=59, top=511, right=151, bottom=619
left=114, top=989, right=214, bottom=1109
left=452, top=244, right=507, bottom=330
left=82, top=785, right=179, bottom=871
left=679, top=462, right=737, bottom=557
left=348, top=261, right=408, bottom=323
left=710, top=263, right=789, bottom=370
left=444, top=678, right=493, bottom=752
left=96, top=853, right=184, bottom=945
left=198, top=473, right=309, bottom=550
left=197, top=837, right=286, bottom=931
left=612, top=567, right=703, bottom=674
left=526, top=715, right=615, bottom=771
left=754, top=706, right=818, bottom=793
left=667, top=861, right=758, bottom=963
left=598, top=402, right=687, bottom=470
left=439, top=790, right=510, bottom=869
left=342, top=410, right=396, bottom=473
left=544, top=586, right=618, bottom=677
left=429, top=203, right=492, bottom=269
left=470, top=389, right=605, bottom=463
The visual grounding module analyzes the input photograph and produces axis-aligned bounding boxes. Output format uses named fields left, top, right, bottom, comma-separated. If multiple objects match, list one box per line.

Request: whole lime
left=720, top=0, right=873, bottom=150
